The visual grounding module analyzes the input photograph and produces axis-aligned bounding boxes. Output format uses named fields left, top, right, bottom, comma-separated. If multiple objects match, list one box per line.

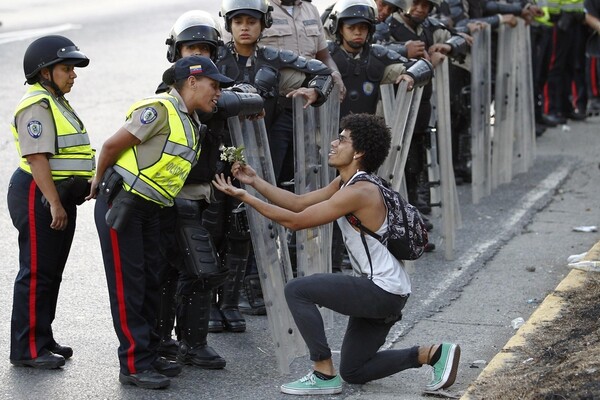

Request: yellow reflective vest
left=11, top=83, right=95, bottom=179
left=113, top=94, right=201, bottom=207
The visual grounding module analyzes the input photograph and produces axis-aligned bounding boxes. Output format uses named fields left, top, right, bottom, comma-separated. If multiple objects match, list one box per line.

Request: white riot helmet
left=329, top=0, right=378, bottom=40
left=166, top=10, right=222, bottom=62
left=220, top=0, right=273, bottom=32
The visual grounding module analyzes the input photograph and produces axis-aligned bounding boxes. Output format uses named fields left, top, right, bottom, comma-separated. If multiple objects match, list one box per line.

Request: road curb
left=460, top=239, right=600, bottom=399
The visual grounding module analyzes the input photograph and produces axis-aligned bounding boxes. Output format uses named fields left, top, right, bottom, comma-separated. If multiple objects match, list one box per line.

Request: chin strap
left=39, top=68, right=64, bottom=98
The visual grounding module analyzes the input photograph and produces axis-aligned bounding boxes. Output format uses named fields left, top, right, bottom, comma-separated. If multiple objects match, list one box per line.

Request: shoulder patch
left=140, top=107, right=158, bottom=125
left=27, top=120, right=43, bottom=139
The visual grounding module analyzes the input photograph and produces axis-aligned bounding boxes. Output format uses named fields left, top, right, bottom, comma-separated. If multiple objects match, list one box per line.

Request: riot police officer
left=155, top=10, right=264, bottom=370
left=216, top=0, right=335, bottom=314
left=8, top=35, right=94, bottom=370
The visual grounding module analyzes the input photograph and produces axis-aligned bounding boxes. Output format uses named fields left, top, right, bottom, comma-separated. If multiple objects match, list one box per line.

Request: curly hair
left=340, top=113, right=391, bottom=173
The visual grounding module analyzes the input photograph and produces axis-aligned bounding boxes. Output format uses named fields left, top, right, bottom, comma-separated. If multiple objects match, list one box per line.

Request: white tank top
left=338, top=171, right=411, bottom=296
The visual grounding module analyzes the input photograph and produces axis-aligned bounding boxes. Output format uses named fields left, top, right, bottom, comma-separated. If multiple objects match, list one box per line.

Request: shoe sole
left=426, top=344, right=461, bottom=391
left=119, top=374, right=170, bottom=389
left=280, top=386, right=342, bottom=395
left=10, top=359, right=65, bottom=369
left=177, top=358, right=226, bottom=369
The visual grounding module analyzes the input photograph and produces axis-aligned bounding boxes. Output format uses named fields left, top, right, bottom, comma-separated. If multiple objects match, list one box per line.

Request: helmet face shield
left=220, top=0, right=273, bottom=31
left=329, top=0, right=378, bottom=38
left=166, top=10, right=222, bottom=62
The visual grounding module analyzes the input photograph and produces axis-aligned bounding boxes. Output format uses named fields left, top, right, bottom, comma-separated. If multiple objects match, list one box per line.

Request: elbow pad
left=445, top=35, right=468, bottom=60
left=405, top=59, right=434, bottom=88
left=307, top=74, right=334, bottom=107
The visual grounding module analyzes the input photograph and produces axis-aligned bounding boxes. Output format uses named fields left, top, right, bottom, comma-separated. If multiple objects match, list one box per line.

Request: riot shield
left=378, top=81, right=413, bottom=185
left=292, top=96, right=335, bottom=280
left=293, top=93, right=338, bottom=328
left=227, top=116, right=305, bottom=374
left=434, top=59, right=462, bottom=260
left=470, top=24, right=492, bottom=204
left=513, top=20, right=536, bottom=175
left=492, top=23, right=517, bottom=187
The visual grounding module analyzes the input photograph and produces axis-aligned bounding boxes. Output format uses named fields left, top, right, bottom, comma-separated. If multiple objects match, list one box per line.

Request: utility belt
left=41, top=176, right=91, bottom=208
left=99, top=167, right=161, bottom=231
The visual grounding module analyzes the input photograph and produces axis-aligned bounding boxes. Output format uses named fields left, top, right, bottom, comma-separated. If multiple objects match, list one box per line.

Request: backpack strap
left=345, top=213, right=377, bottom=279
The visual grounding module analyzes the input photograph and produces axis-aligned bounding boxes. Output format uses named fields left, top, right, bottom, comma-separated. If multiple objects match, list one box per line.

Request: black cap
left=174, top=55, right=234, bottom=87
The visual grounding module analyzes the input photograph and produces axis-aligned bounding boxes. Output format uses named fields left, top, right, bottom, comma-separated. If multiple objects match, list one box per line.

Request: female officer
left=8, top=35, right=94, bottom=370
left=90, top=55, right=233, bottom=390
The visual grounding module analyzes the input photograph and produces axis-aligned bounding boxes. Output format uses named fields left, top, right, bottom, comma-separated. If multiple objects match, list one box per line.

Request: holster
left=98, top=166, right=123, bottom=203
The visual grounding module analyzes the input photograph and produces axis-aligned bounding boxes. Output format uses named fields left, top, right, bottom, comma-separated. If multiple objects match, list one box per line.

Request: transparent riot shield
left=293, top=93, right=338, bottom=328
left=513, top=20, right=536, bottom=175
left=492, top=23, right=517, bottom=187
left=293, top=96, right=335, bottom=280
left=378, top=81, right=413, bottom=185
left=470, top=24, right=492, bottom=204
left=227, top=116, right=305, bottom=374
left=434, top=59, right=462, bottom=260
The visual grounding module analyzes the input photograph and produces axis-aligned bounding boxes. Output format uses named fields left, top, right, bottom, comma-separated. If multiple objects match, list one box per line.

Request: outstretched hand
left=212, top=173, right=247, bottom=199
left=231, top=161, right=257, bottom=185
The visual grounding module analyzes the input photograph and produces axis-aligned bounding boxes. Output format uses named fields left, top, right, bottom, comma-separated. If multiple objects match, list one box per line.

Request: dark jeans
left=284, top=273, right=420, bottom=384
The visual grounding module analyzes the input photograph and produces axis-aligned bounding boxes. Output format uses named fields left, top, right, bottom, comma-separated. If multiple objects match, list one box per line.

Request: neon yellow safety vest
left=113, top=94, right=200, bottom=207
left=11, top=83, right=95, bottom=179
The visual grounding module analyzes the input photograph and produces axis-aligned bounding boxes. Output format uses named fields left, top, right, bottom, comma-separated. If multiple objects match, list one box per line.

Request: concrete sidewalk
left=461, top=240, right=600, bottom=399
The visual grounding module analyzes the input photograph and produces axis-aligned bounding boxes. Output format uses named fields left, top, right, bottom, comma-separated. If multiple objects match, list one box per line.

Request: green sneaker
left=280, top=371, right=342, bottom=395
left=426, top=343, right=461, bottom=391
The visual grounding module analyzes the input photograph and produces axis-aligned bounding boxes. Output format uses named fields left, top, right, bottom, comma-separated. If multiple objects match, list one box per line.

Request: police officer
left=155, top=10, right=236, bottom=368
left=8, top=35, right=94, bottom=370
left=91, top=55, right=234, bottom=389
left=326, top=0, right=433, bottom=118
left=156, top=11, right=264, bottom=371
left=386, top=0, right=468, bottom=233
left=217, top=0, right=335, bottom=313
left=326, top=0, right=434, bottom=268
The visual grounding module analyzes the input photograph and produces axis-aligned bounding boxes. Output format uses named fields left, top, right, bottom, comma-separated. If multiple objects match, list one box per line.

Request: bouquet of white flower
left=219, top=145, right=246, bottom=166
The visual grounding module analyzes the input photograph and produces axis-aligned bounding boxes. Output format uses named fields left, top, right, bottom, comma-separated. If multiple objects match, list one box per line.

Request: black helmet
left=329, top=0, right=378, bottom=35
left=23, top=35, right=89, bottom=84
left=382, top=0, right=408, bottom=11
left=166, top=10, right=222, bottom=62
left=220, top=0, right=273, bottom=33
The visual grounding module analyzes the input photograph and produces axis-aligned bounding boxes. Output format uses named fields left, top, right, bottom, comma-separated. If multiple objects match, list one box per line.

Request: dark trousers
left=95, top=197, right=162, bottom=375
left=268, top=108, right=295, bottom=185
left=8, top=169, right=77, bottom=361
left=546, top=21, right=588, bottom=115
left=284, top=273, right=419, bottom=384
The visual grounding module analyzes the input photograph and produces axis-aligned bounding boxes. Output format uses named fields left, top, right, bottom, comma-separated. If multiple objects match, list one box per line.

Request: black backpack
left=345, top=173, right=428, bottom=274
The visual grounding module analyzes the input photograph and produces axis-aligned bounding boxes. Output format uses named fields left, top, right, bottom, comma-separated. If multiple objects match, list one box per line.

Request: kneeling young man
left=213, top=113, right=460, bottom=396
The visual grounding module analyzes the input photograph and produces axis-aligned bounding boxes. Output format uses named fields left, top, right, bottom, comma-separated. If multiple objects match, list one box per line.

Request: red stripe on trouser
left=571, top=81, right=578, bottom=110
left=110, top=228, right=137, bottom=374
left=27, top=181, right=38, bottom=359
left=592, top=58, right=599, bottom=97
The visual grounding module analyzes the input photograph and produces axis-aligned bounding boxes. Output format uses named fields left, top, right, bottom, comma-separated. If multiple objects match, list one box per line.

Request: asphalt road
left=0, top=2, right=598, bottom=399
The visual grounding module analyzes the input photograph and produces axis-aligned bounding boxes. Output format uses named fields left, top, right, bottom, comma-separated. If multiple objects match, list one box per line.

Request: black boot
left=454, top=130, right=472, bottom=184
left=208, top=294, right=224, bottom=333
left=238, top=274, right=266, bottom=315
left=156, top=275, right=178, bottom=361
left=177, top=290, right=226, bottom=369
left=219, top=206, right=251, bottom=332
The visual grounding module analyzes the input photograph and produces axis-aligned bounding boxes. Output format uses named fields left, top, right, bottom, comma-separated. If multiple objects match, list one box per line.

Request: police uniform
left=216, top=42, right=332, bottom=182
left=328, top=42, right=408, bottom=118
left=95, top=88, right=200, bottom=377
left=8, top=82, right=95, bottom=363
left=261, top=0, right=329, bottom=60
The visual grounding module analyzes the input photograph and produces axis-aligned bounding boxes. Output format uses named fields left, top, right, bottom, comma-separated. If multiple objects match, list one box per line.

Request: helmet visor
left=57, top=46, right=90, bottom=67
